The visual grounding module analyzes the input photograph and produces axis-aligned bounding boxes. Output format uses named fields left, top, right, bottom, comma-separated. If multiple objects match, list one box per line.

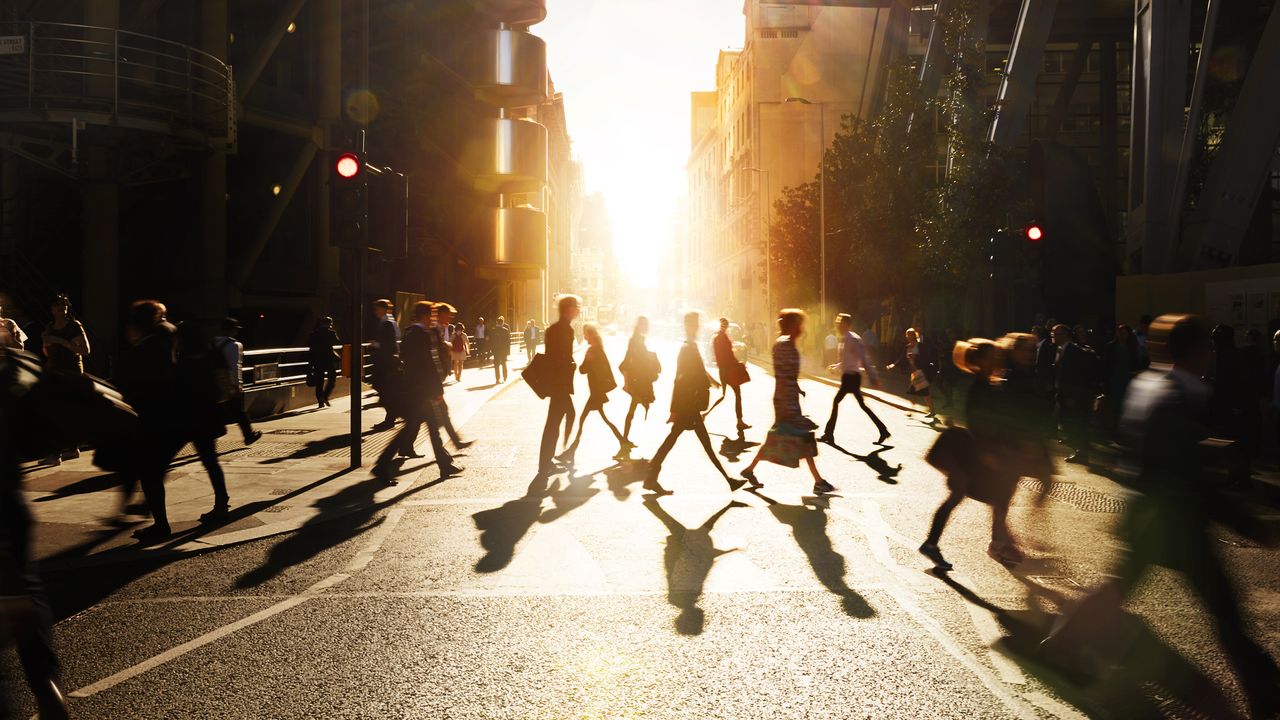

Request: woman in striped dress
left=740, top=309, right=832, bottom=494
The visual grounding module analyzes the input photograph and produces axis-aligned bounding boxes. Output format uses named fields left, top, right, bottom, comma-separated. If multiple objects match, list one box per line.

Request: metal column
left=988, top=0, right=1059, bottom=148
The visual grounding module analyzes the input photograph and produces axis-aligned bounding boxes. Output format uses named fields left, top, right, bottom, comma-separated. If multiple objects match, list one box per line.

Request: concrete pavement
left=5, top=336, right=1279, bottom=718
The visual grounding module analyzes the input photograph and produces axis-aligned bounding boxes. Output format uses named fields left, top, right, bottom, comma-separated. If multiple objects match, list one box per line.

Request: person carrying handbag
left=887, top=327, right=936, bottom=418
left=710, top=317, right=751, bottom=432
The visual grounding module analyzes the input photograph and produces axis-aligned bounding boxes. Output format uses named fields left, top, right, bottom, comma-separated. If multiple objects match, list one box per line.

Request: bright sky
left=538, top=0, right=745, bottom=288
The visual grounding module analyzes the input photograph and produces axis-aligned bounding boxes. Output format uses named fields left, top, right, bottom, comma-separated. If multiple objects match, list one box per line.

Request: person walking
left=740, top=309, right=832, bottom=494
left=620, top=315, right=660, bottom=445
left=1100, top=324, right=1141, bottom=437
left=491, top=315, right=511, bottom=383
left=1, top=349, right=70, bottom=718
left=887, top=327, right=936, bottom=417
left=1053, top=323, right=1095, bottom=464
left=474, top=316, right=488, bottom=365
left=538, top=296, right=580, bottom=476
left=307, top=316, right=341, bottom=407
left=712, top=317, right=750, bottom=432
left=0, top=301, right=26, bottom=350
left=215, top=317, right=262, bottom=445
left=917, top=338, right=1023, bottom=570
left=370, top=299, right=402, bottom=431
left=431, top=303, right=471, bottom=450
left=450, top=322, right=469, bottom=382
left=114, top=300, right=180, bottom=542
left=375, top=301, right=463, bottom=483
left=523, top=319, right=540, bottom=364
left=821, top=313, right=890, bottom=446
left=1040, top=315, right=1280, bottom=718
left=40, top=294, right=91, bottom=465
left=559, top=323, right=631, bottom=463
left=175, top=321, right=232, bottom=522
left=642, top=311, right=743, bottom=495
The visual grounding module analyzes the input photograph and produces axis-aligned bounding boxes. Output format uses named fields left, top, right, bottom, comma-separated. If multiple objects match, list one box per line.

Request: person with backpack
left=450, top=322, right=469, bottom=382
left=176, top=320, right=232, bottom=522
left=215, top=317, right=262, bottom=445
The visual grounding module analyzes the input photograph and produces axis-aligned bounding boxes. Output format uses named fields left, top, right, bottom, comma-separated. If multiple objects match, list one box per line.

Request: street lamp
left=785, top=96, right=827, bottom=328
left=743, top=166, right=771, bottom=322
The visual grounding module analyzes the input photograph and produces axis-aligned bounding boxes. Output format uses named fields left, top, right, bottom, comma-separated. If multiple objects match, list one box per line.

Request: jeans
left=539, top=394, right=575, bottom=470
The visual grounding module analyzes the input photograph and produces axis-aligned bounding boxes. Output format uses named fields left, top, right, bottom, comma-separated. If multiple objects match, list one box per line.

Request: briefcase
left=523, top=353, right=553, bottom=399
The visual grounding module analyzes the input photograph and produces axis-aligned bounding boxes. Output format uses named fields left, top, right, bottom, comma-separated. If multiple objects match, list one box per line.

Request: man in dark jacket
left=1042, top=315, right=1280, bottom=718
left=491, top=316, right=512, bottom=383
left=375, top=301, right=461, bottom=483
left=370, top=299, right=401, bottom=430
left=538, top=295, right=580, bottom=475
left=643, top=311, right=743, bottom=495
left=1053, top=323, right=1096, bottom=464
left=115, top=299, right=181, bottom=542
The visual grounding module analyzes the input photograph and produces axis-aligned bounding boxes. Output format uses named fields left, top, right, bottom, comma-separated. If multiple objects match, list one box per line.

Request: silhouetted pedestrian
left=887, top=327, right=936, bottom=417
left=741, top=309, right=830, bottom=494
left=375, top=302, right=462, bottom=483
left=523, top=319, right=540, bottom=364
left=620, top=315, right=660, bottom=445
left=176, top=320, right=232, bottom=522
left=114, top=300, right=180, bottom=542
left=215, top=317, right=262, bottom=445
left=370, top=299, right=402, bottom=430
left=491, top=315, right=511, bottom=383
left=450, top=322, right=469, bottom=382
left=642, top=311, right=742, bottom=495
left=538, top=296, right=580, bottom=476
left=40, top=294, right=90, bottom=465
left=559, top=323, right=630, bottom=463
left=1053, top=323, right=1095, bottom=464
left=821, top=313, right=889, bottom=445
left=711, top=316, right=750, bottom=432
left=307, top=316, right=341, bottom=407
left=474, top=316, right=488, bottom=364
left=431, top=303, right=471, bottom=450
left=1041, top=315, right=1280, bottom=718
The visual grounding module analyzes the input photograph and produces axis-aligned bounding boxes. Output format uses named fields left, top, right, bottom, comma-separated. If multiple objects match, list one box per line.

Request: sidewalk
left=22, top=368, right=520, bottom=569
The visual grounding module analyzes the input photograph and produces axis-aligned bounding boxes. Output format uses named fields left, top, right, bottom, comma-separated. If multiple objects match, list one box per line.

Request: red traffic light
left=335, top=152, right=361, bottom=179
left=1025, top=224, right=1043, bottom=241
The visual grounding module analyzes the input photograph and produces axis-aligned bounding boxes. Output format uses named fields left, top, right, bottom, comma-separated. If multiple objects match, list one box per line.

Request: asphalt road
left=5, top=336, right=1279, bottom=719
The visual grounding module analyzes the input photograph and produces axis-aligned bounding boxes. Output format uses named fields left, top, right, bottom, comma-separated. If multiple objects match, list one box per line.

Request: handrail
left=0, top=20, right=234, bottom=145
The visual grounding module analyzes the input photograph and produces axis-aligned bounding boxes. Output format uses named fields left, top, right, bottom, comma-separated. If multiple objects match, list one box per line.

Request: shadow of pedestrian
left=258, top=427, right=389, bottom=464
left=933, top=568, right=1239, bottom=718
left=643, top=496, right=745, bottom=636
left=825, top=442, right=901, bottom=484
left=466, top=383, right=501, bottom=392
left=539, top=471, right=600, bottom=524
left=749, top=490, right=875, bottom=618
left=604, top=460, right=647, bottom=500
left=715, top=433, right=758, bottom=463
left=473, top=475, right=554, bottom=573
left=31, top=472, right=123, bottom=501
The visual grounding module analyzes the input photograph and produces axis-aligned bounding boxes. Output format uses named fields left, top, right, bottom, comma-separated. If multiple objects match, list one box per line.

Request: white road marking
left=951, top=571, right=1027, bottom=686
left=67, top=509, right=406, bottom=699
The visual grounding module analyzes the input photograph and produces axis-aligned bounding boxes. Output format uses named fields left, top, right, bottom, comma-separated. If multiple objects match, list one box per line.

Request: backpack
left=452, top=333, right=466, bottom=353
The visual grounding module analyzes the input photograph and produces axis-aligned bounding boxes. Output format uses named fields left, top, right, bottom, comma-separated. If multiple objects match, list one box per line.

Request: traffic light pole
left=349, top=0, right=370, bottom=469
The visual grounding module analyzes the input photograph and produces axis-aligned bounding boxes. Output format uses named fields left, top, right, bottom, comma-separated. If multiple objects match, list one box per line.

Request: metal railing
left=242, top=344, right=368, bottom=391
left=0, top=21, right=233, bottom=143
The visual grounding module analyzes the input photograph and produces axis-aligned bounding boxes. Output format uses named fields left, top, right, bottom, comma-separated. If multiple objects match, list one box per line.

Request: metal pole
left=765, top=170, right=771, bottom=317
left=818, top=104, right=826, bottom=328
left=349, top=0, right=370, bottom=468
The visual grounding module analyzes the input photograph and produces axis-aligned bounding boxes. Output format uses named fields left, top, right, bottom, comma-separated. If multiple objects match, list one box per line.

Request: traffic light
left=331, top=149, right=365, bottom=248
left=1025, top=222, right=1043, bottom=241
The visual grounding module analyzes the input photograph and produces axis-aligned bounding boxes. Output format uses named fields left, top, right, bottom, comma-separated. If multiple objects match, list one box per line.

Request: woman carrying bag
left=559, top=324, right=632, bottom=463
left=887, top=327, right=936, bottom=418
left=740, top=309, right=833, bottom=495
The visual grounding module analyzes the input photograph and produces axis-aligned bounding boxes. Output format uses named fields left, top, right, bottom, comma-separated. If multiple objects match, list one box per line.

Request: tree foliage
left=767, top=0, right=1015, bottom=327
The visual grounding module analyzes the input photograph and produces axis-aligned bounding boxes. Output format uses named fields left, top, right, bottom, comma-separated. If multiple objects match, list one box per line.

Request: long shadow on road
left=932, top=568, right=1239, bottom=719
left=823, top=441, right=902, bottom=484
left=748, top=489, right=875, bottom=618
left=643, top=496, right=745, bottom=636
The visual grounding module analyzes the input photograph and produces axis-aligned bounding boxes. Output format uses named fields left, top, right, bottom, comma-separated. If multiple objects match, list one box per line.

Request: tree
left=767, top=181, right=820, bottom=308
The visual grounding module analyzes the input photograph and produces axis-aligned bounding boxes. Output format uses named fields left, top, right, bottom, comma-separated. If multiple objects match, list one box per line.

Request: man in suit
left=1053, top=323, right=1095, bottom=464
left=370, top=299, right=402, bottom=431
left=1042, top=315, right=1280, bottom=717
left=538, top=296, right=580, bottom=476
left=643, top=311, right=745, bottom=495
left=491, top=316, right=512, bottom=383
left=523, top=319, right=539, bottom=364
left=375, top=301, right=461, bottom=483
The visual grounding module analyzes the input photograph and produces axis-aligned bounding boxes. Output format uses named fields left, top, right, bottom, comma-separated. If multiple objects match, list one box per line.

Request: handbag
left=305, top=368, right=317, bottom=387
left=909, top=369, right=930, bottom=392
left=925, top=426, right=973, bottom=476
left=734, top=361, right=751, bottom=385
